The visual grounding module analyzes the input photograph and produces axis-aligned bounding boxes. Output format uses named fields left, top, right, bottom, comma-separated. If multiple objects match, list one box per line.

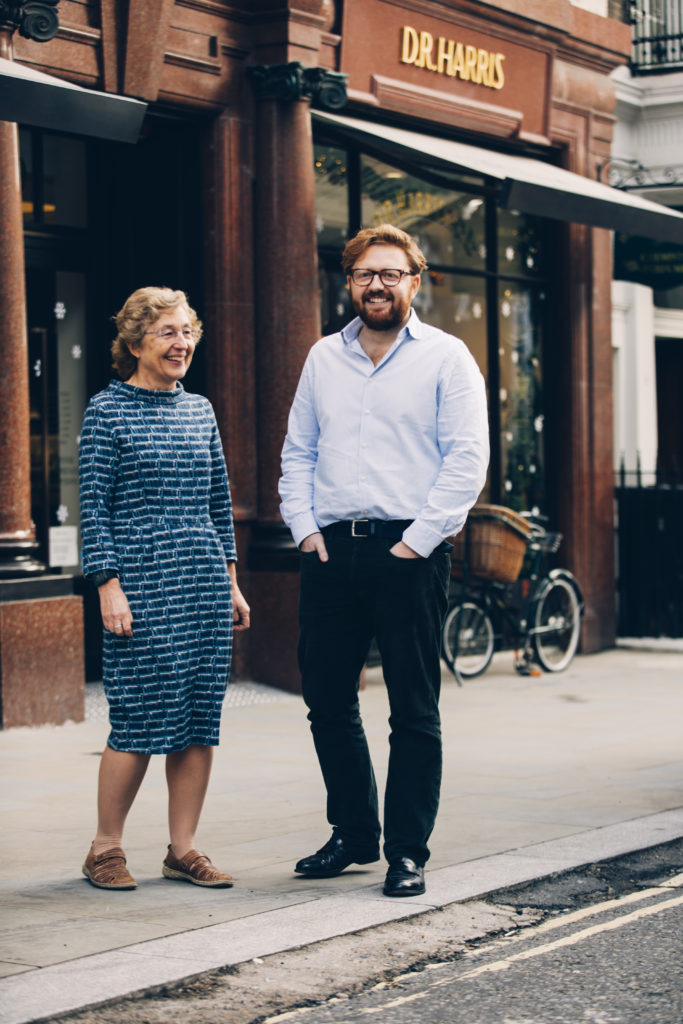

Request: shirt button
left=362, top=443, right=368, bottom=449
left=365, top=409, right=371, bottom=414
left=361, top=475, right=367, bottom=481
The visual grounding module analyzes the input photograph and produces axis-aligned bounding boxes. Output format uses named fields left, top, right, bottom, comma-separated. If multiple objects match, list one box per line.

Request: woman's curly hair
left=111, top=286, right=203, bottom=380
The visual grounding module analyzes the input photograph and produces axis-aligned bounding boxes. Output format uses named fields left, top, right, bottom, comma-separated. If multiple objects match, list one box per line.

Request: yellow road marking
left=352, top=892, right=683, bottom=1015
left=262, top=873, right=683, bottom=1022
left=458, top=892, right=683, bottom=980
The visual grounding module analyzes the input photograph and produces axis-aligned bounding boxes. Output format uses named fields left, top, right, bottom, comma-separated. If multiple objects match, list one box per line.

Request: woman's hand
left=228, top=562, right=251, bottom=631
left=98, top=578, right=134, bottom=637
left=232, top=583, right=251, bottom=631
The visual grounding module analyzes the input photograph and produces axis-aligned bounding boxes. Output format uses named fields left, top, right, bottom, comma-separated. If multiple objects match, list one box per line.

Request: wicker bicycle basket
left=449, top=505, right=531, bottom=583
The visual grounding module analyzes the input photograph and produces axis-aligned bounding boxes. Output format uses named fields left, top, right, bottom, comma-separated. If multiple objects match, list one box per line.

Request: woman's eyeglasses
left=145, top=327, right=195, bottom=341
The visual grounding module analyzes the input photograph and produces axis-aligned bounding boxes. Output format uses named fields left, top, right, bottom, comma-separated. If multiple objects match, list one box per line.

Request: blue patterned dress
left=79, top=380, right=237, bottom=754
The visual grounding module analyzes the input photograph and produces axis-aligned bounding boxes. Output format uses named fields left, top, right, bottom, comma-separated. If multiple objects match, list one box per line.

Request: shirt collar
left=341, top=307, right=423, bottom=346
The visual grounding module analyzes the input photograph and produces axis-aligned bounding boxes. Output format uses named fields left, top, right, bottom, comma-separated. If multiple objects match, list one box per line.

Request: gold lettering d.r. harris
left=401, top=25, right=505, bottom=90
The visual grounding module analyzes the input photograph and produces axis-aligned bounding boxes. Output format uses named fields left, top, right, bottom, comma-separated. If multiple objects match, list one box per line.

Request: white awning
left=0, top=57, right=146, bottom=144
left=314, top=111, right=683, bottom=244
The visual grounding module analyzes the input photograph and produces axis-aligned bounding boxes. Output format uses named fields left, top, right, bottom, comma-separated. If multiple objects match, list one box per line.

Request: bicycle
left=441, top=507, right=584, bottom=684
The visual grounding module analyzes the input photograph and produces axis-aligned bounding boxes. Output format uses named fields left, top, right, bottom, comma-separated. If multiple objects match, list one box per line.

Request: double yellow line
left=264, top=871, right=683, bottom=1021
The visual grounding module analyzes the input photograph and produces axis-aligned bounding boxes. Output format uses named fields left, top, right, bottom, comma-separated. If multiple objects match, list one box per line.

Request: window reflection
left=18, top=131, right=87, bottom=227
left=361, top=155, right=486, bottom=271
left=319, top=262, right=352, bottom=336
left=499, top=285, right=546, bottom=512
left=419, top=271, right=490, bottom=504
left=498, top=209, right=546, bottom=278
left=43, top=136, right=87, bottom=227
left=314, top=144, right=349, bottom=250
left=19, top=128, right=35, bottom=224
left=416, top=271, right=488, bottom=380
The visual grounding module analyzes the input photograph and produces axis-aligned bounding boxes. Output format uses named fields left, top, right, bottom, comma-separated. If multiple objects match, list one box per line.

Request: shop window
left=27, top=270, right=88, bottom=569
left=42, top=136, right=87, bottom=227
left=499, top=284, right=546, bottom=512
left=318, top=258, right=353, bottom=336
left=314, top=137, right=553, bottom=514
left=361, top=155, right=486, bottom=271
left=498, top=209, right=546, bottom=279
left=19, top=127, right=35, bottom=224
left=416, top=271, right=488, bottom=382
left=314, top=143, right=350, bottom=249
left=19, top=130, right=87, bottom=226
left=418, top=270, right=491, bottom=504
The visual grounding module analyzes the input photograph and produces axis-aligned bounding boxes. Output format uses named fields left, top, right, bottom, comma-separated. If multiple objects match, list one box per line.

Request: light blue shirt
left=279, top=310, right=489, bottom=557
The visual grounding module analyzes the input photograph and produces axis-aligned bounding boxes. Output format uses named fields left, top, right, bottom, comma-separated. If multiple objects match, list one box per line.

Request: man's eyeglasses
left=349, top=269, right=416, bottom=287
left=145, top=327, right=195, bottom=341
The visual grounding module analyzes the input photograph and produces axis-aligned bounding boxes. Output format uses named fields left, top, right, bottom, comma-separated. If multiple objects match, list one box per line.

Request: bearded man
left=279, top=224, right=489, bottom=897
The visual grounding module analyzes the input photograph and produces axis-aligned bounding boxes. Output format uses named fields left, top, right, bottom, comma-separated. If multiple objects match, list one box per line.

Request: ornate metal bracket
left=249, top=62, right=347, bottom=111
left=599, top=156, right=683, bottom=190
left=0, top=0, right=60, bottom=42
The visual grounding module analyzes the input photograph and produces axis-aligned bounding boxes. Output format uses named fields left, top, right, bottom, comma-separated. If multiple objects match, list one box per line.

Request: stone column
left=0, top=29, right=42, bottom=576
left=254, top=96, right=321, bottom=524
left=550, top=61, right=619, bottom=652
left=247, top=93, right=321, bottom=691
left=0, top=24, right=84, bottom=728
left=203, top=108, right=258, bottom=681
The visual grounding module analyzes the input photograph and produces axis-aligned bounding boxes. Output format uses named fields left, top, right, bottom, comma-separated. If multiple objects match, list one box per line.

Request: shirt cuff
left=402, top=522, right=449, bottom=559
left=288, top=512, right=322, bottom=549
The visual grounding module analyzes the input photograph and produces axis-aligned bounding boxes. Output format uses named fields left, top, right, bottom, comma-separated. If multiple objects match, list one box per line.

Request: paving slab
left=1, top=647, right=682, bottom=1024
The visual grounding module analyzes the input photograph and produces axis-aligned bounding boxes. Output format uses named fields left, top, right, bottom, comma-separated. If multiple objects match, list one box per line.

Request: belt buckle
left=351, top=519, right=370, bottom=538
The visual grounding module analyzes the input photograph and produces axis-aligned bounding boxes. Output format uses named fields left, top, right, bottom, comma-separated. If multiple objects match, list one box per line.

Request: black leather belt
left=321, top=519, right=412, bottom=539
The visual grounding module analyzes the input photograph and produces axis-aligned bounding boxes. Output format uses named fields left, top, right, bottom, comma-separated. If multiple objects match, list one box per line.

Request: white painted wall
left=612, top=280, right=658, bottom=480
left=612, top=67, right=683, bottom=176
left=610, top=67, right=683, bottom=484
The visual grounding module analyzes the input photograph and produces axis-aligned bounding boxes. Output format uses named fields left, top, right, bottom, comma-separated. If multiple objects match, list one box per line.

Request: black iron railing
left=630, top=0, right=683, bottom=73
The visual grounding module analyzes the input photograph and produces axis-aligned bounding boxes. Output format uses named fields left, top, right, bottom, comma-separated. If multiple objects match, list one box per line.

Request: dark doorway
left=86, top=114, right=207, bottom=396
left=656, top=337, right=683, bottom=482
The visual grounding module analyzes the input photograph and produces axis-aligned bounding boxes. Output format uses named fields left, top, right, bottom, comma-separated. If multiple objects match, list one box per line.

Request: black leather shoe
left=295, top=834, right=380, bottom=878
left=383, top=857, right=425, bottom=897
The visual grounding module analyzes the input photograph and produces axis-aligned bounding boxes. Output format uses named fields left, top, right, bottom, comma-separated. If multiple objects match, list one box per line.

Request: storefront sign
left=339, top=0, right=550, bottom=140
left=614, top=233, right=683, bottom=291
left=400, top=25, right=505, bottom=90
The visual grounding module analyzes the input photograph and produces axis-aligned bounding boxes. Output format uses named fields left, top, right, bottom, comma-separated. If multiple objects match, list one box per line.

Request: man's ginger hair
left=341, top=224, right=428, bottom=276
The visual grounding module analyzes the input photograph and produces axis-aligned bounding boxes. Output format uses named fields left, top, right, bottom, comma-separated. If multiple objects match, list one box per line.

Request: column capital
left=0, top=1, right=60, bottom=42
left=248, top=61, right=347, bottom=111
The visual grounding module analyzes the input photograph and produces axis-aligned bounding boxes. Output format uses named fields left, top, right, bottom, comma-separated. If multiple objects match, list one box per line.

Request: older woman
left=79, top=286, right=249, bottom=890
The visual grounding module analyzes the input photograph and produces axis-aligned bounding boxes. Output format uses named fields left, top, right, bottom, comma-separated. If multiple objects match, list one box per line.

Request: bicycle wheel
left=442, top=602, right=494, bottom=678
left=532, top=577, right=581, bottom=672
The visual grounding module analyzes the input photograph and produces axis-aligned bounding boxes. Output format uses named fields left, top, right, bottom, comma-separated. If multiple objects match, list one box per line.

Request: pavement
left=1, top=643, right=682, bottom=1024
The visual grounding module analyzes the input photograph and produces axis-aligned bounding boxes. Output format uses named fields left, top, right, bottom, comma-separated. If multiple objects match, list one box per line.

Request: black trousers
left=298, top=529, right=450, bottom=865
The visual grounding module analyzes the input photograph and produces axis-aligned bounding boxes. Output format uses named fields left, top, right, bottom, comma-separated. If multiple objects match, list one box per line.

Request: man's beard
left=354, top=291, right=410, bottom=332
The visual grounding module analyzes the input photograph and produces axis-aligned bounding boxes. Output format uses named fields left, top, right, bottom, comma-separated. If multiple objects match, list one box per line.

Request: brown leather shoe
left=82, top=845, right=137, bottom=890
left=162, top=846, right=234, bottom=887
